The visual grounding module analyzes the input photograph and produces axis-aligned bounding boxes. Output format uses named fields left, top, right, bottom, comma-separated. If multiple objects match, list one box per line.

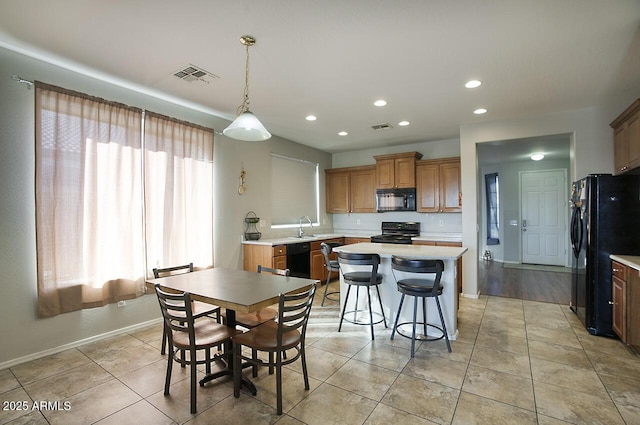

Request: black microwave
left=375, top=188, right=416, bottom=212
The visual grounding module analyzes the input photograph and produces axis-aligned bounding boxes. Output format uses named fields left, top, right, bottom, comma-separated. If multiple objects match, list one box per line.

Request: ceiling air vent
left=173, top=64, right=219, bottom=84
left=371, top=123, right=394, bottom=131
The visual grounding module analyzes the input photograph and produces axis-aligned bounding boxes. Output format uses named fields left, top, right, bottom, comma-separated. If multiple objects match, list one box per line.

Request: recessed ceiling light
left=374, top=100, right=387, bottom=107
left=474, top=108, right=487, bottom=115
left=338, top=131, right=348, bottom=136
left=465, top=80, right=482, bottom=88
left=398, top=121, right=410, bottom=126
left=530, top=153, right=544, bottom=161
left=305, top=115, right=317, bottom=121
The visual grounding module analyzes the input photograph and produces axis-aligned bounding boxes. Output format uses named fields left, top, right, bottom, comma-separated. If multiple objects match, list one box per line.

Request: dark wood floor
left=478, top=260, right=571, bottom=305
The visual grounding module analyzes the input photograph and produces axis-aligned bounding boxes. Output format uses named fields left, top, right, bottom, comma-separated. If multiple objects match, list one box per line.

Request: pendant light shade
left=223, top=111, right=271, bottom=141
left=223, top=35, right=271, bottom=141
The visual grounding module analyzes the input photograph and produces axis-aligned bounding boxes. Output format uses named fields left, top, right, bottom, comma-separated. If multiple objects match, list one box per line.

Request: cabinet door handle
left=609, top=301, right=614, bottom=305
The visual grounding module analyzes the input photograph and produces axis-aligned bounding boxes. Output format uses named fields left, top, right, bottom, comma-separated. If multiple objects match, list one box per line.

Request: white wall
left=460, top=102, right=635, bottom=297
left=0, top=47, right=331, bottom=367
left=331, top=138, right=462, bottom=236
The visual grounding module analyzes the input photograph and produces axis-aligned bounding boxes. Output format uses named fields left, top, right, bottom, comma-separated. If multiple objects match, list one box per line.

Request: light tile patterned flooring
left=2, top=281, right=640, bottom=424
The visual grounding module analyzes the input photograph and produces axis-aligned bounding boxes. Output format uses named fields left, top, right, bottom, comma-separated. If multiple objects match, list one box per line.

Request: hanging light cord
left=237, top=40, right=252, bottom=115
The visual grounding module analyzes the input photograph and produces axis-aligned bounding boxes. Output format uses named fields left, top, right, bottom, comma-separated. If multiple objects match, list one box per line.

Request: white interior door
left=521, top=170, right=566, bottom=266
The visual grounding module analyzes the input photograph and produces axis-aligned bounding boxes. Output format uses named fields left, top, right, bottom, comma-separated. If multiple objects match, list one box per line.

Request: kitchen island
left=333, top=243, right=467, bottom=341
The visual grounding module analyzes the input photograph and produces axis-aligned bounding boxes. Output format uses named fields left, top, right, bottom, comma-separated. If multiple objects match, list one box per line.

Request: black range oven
left=370, top=221, right=420, bottom=245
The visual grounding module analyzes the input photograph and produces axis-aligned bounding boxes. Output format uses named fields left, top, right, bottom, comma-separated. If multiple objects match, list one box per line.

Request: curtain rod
left=270, top=152, right=318, bottom=166
left=11, top=74, right=34, bottom=89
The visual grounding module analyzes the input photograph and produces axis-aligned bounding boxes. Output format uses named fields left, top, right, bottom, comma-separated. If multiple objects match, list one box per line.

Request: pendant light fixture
left=223, top=35, right=271, bottom=141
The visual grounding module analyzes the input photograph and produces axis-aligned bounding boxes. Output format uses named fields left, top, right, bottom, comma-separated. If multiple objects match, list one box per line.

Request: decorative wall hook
left=238, top=168, right=247, bottom=195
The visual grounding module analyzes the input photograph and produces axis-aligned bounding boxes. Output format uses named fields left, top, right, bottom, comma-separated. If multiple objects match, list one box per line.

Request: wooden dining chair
left=154, top=284, right=240, bottom=414
left=153, top=263, right=221, bottom=355
left=232, top=282, right=317, bottom=415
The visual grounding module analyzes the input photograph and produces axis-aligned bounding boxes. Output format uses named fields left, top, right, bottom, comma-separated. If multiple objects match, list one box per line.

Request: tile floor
left=2, top=282, right=640, bottom=425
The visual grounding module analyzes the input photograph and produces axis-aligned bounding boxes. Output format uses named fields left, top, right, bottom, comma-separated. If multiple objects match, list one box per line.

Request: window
left=35, top=82, right=213, bottom=317
left=485, top=172, right=500, bottom=245
left=270, top=153, right=319, bottom=228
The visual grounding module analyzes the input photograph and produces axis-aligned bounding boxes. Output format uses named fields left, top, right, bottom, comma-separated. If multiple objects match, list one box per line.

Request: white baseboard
left=461, top=292, right=480, bottom=299
left=0, top=318, right=162, bottom=371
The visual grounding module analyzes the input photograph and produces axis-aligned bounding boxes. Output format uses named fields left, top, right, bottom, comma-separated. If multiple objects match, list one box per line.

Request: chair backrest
left=337, top=252, right=380, bottom=284
left=320, top=243, right=339, bottom=270
left=153, top=263, right=194, bottom=279
left=391, top=256, right=444, bottom=286
left=276, top=283, right=317, bottom=346
left=337, top=252, right=380, bottom=267
left=257, top=265, right=291, bottom=276
left=154, top=283, right=196, bottom=342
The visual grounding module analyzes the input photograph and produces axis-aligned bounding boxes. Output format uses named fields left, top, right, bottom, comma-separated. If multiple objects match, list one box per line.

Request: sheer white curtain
left=143, top=113, right=214, bottom=274
left=35, top=84, right=215, bottom=317
left=35, top=83, right=145, bottom=317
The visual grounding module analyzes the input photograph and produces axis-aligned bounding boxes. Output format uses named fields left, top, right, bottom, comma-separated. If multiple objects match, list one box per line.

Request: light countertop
left=610, top=255, right=640, bottom=271
left=333, top=242, right=467, bottom=260
left=242, top=231, right=462, bottom=246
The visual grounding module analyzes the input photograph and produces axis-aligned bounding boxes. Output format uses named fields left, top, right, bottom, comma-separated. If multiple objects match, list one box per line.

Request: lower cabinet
left=243, top=244, right=287, bottom=273
left=344, top=237, right=371, bottom=245
left=310, top=238, right=344, bottom=281
left=612, top=260, right=640, bottom=348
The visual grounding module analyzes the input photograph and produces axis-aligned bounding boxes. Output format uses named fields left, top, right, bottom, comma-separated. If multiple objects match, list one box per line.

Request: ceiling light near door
left=374, top=100, right=387, bottom=107
left=305, top=115, right=317, bottom=121
left=465, top=80, right=482, bottom=88
left=338, top=131, right=348, bottom=136
left=398, top=121, right=410, bottom=126
left=530, top=153, right=545, bottom=161
left=474, top=108, right=487, bottom=115
left=223, top=35, right=271, bottom=141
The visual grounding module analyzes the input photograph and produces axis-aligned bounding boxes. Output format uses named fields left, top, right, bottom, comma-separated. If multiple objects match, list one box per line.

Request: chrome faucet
left=298, top=215, right=313, bottom=238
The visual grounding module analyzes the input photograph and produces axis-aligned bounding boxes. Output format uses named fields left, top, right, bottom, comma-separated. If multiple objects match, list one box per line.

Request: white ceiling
left=1, top=1, right=639, bottom=155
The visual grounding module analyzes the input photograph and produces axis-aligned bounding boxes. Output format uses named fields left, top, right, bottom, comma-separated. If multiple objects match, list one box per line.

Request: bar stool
left=320, top=242, right=341, bottom=306
left=390, top=256, right=451, bottom=357
left=337, top=252, right=387, bottom=340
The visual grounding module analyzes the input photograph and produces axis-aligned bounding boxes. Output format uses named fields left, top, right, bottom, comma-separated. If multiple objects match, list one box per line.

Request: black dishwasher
left=287, top=242, right=311, bottom=278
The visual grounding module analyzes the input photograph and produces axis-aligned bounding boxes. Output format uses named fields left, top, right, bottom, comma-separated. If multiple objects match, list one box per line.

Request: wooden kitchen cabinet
left=374, top=151, right=423, bottom=189
left=243, top=244, right=287, bottom=272
left=325, top=165, right=376, bottom=213
left=610, top=99, right=640, bottom=175
left=416, top=157, right=462, bottom=213
left=611, top=260, right=640, bottom=349
left=310, top=238, right=344, bottom=282
left=344, top=237, right=371, bottom=245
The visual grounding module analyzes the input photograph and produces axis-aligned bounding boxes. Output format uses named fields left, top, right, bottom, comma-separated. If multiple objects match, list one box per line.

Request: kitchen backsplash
left=333, top=212, right=462, bottom=235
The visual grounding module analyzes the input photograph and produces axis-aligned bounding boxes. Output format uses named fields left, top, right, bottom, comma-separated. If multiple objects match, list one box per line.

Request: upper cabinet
left=610, top=99, right=640, bottom=175
left=325, top=165, right=377, bottom=213
left=416, top=157, right=462, bottom=213
left=374, top=152, right=423, bottom=189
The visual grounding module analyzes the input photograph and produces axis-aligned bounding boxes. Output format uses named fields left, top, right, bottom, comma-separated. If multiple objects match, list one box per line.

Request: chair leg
left=164, top=342, right=173, bottom=396
left=276, top=350, right=283, bottom=415
left=422, top=297, right=428, bottom=336
left=161, top=327, right=167, bottom=355
left=301, top=341, right=310, bottom=391
left=338, top=285, right=353, bottom=332
left=391, top=294, right=405, bottom=340
left=366, top=286, right=375, bottom=340
left=354, top=286, right=360, bottom=323
left=233, top=342, right=241, bottom=398
left=375, top=284, right=387, bottom=328
left=411, top=296, right=418, bottom=358
left=269, top=352, right=274, bottom=375
left=321, top=270, right=332, bottom=306
left=435, top=296, right=452, bottom=352
left=190, top=348, right=197, bottom=414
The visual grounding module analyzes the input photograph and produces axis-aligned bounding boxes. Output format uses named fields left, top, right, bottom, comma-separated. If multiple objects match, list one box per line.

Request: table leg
left=199, top=309, right=257, bottom=395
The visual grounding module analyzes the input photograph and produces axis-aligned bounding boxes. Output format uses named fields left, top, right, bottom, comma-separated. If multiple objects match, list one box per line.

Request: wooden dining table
left=146, top=267, right=318, bottom=394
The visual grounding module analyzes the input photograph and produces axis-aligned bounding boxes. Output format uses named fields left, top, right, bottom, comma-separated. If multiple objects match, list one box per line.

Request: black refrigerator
left=570, top=174, right=640, bottom=336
